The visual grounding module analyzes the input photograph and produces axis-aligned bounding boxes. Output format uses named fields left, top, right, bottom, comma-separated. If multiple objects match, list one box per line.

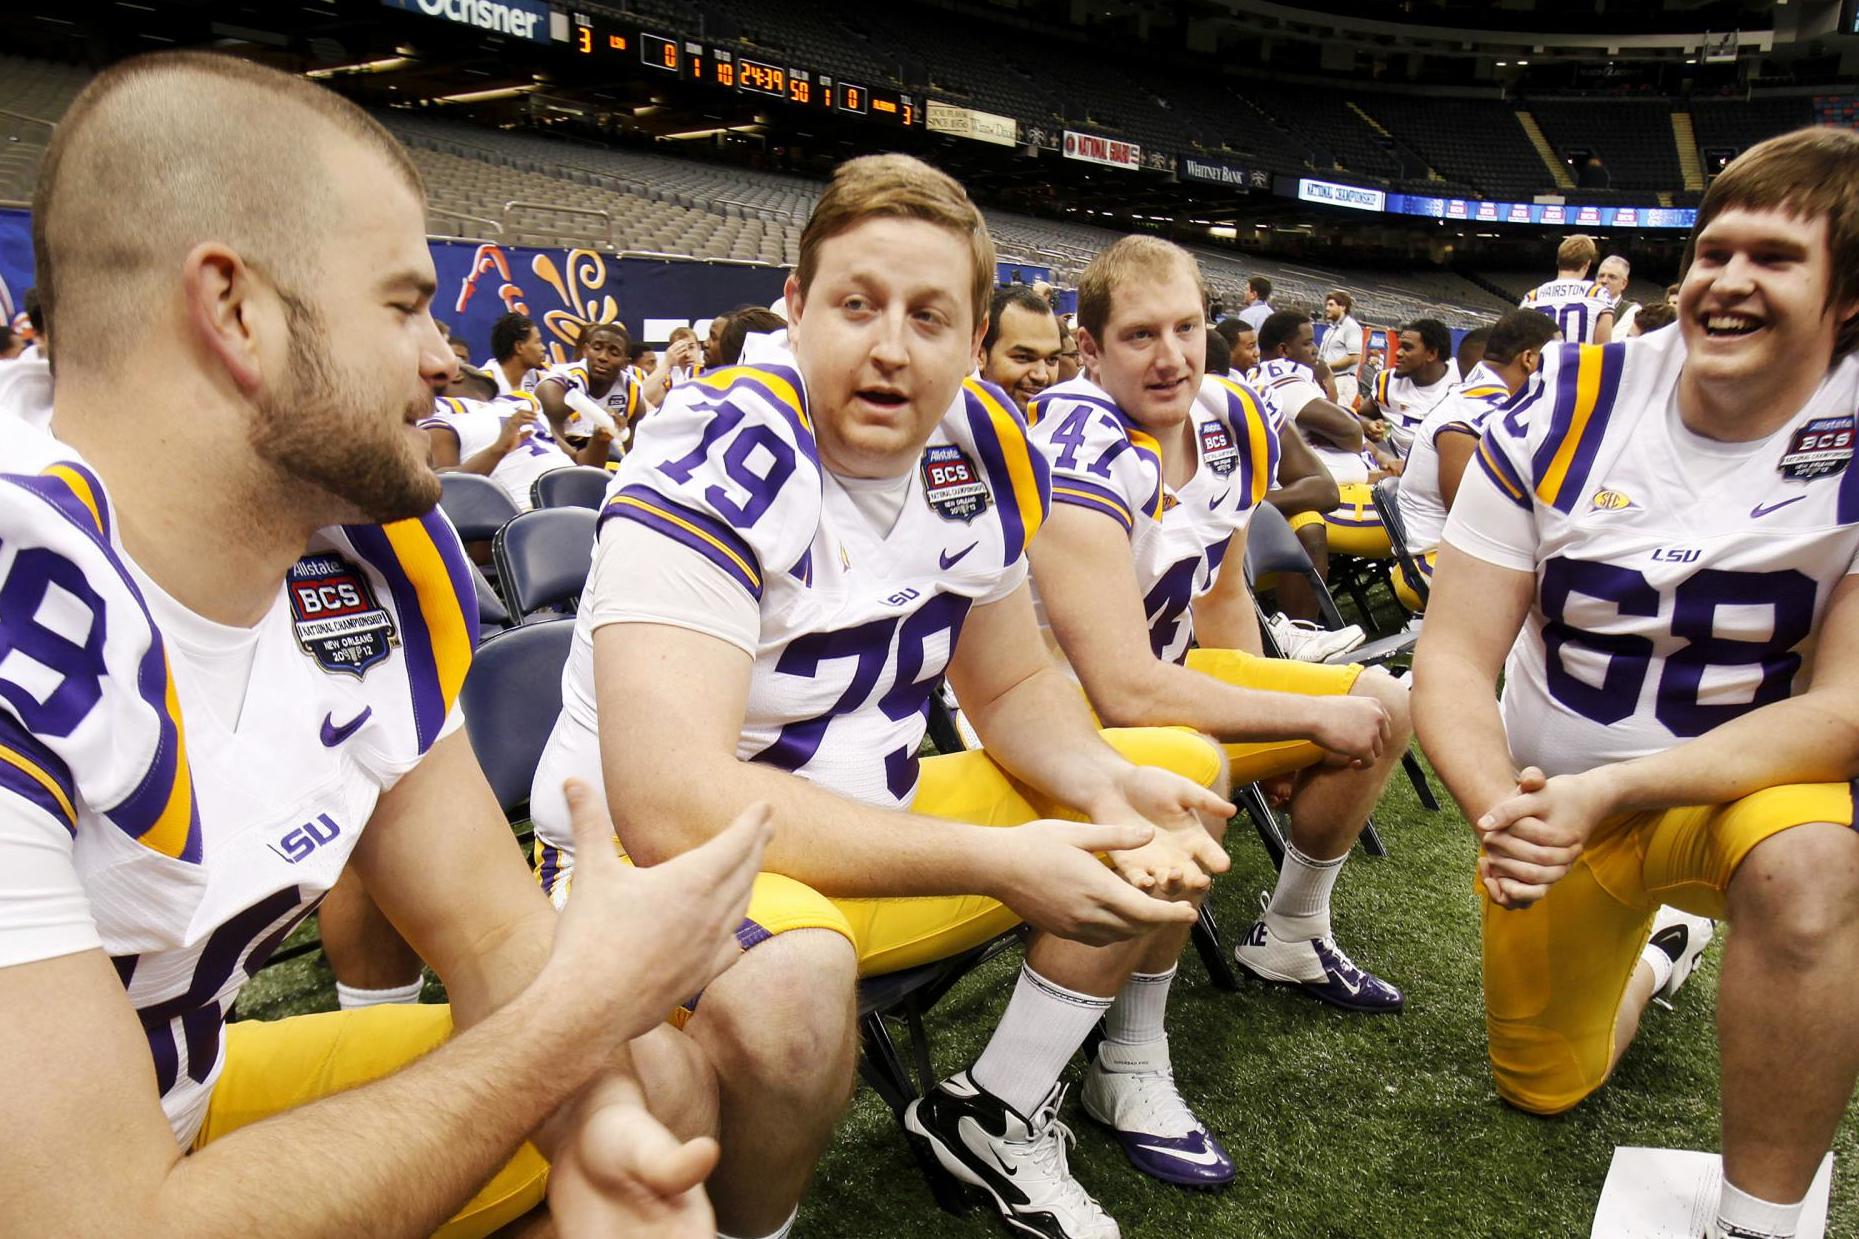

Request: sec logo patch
left=288, top=554, right=398, bottom=677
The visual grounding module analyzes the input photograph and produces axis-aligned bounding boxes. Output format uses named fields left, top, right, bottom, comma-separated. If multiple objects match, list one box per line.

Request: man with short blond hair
left=1030, top=235, right=1411, bottom=1033
left=1521, top=234, right=1617, bottom=344
left=531, top=153, right=1238, bottom=1239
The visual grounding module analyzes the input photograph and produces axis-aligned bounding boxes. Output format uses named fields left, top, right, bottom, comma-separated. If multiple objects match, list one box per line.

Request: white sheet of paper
left=1591, top=1147, right=1833, bottom=1238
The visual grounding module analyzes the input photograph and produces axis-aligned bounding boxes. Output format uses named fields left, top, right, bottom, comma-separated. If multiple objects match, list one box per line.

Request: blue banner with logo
left=0, top=209, right=32, bottom=326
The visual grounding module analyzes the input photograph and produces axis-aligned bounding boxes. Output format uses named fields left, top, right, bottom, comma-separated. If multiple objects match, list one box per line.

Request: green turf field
left=236, top=757, right=1859, bottom=1238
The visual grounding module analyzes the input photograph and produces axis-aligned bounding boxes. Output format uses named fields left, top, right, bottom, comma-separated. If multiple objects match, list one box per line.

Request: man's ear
left=782, top=273, right=804, bottom=347
left=182, top=242, right=269, bottom=395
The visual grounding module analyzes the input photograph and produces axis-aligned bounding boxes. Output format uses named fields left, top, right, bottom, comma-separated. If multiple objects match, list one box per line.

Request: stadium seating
left=1526, top=98, right=1682, bottom=193
left=1692, top=96, right=1814, bottom=167
left=1357, top=95, right=1550, bottom=199
left=459, top=618, right=577, bottom=815
left=438, top=471, right=520, bottom=541
left=531, top=465, right=613, bottom=511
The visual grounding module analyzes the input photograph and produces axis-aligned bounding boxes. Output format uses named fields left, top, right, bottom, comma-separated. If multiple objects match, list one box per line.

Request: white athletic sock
left=1099, top=968, right=1175, bottom=1072
left=335, top=977, right=424, bottom=1010
left=1639, top=940, right=1676, bottom=995
left=1714, top=1179, right=1803, bottom=1238
left=970, top=965, right=1112, bottom=1119
left=1264, top=841, right=1345, bottom=940
left=718, top=1206, right=797, bottom=1239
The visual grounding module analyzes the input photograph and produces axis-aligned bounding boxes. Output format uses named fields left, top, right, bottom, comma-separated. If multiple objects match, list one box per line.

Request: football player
left=1028, top=236, right=1410, bottom=1034
left=1520, top=234, right=1618, bottom=345
left=1056, top=314, right=1083, bottom=383
left=1392, top=310, right=1558, bottom=611
left=423, top=386, right=608, bottom=511
left=0, top=51, right=769, bottom=1237
left=526, top=155, right=1238, bottom=1239
left=1251, top=309, right=1398, bottom=634
left=1414, top=127, right=1859, bottom=1239
left=535, top=320, right=684, bottom=453
left=976, top=283, right=1063, bottom=415
left=484, top=310, right=546, bottom=396
left=1358, top=318, right=1458, bottom=454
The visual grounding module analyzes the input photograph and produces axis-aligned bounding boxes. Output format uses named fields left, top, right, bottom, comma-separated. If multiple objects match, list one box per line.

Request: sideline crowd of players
left=1, top=49, right=1857, bottom=1239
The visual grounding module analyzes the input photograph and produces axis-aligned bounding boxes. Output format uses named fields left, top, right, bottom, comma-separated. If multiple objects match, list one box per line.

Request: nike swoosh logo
left=319, top=706, right=373, bottom=747
left=1751, top=496, right=1807, bottom=518
left=939, top=542, right=979, bottom=570
left=1333, top=971, right=1364, bottom=996
left=957, top=1116, right=1018, bottom=1178
left=1135, top=1142, right=1224, bottom=1166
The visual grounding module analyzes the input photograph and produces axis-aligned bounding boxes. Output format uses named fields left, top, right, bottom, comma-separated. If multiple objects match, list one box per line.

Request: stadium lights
left=305, top=56, right=412, bottom=79
left=1496, top=61, right=1508, bottom=66
left=433, top=83, right=542, bottom=104
left=1517, top=59, right=1530, bottom=65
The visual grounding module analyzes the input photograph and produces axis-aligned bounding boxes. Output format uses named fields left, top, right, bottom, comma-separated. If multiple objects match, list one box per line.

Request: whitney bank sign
left=1179, top=156, right=1261, bottom=190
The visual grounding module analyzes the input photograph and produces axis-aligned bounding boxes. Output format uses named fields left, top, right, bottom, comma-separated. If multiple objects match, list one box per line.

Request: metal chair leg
left=1242, top=783, right=1286, bottom=871
left=1404, top=749, right=1441, bottom=811
left=1360, top=814, right=1388, bottom=857
left=1192, top=903, right=1241, bottom=991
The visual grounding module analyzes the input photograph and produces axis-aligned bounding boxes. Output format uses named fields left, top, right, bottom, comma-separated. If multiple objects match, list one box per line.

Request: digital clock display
left=839, top=82, right=867, bottom=115
left=738, top=58, right=787, bottom=97
left=570, top=13, right=627, bottom=56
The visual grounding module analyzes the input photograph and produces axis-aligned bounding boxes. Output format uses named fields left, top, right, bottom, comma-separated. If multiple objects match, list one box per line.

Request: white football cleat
left=1265, top=612, right=1366, bottom=663
left=1646, top=907, right=1716, bottom=1008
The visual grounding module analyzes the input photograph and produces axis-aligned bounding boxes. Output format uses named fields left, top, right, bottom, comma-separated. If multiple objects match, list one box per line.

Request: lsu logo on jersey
left=1199, top=421, right=1239, bottom=478
left=287, top=553, right=398, bottom=677
left=1778, top=416, right=1855, bottom=482
left=920, top=444, right=991, bottom=523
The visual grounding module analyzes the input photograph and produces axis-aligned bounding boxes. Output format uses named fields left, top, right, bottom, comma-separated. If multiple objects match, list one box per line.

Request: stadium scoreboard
left=569, top=11, right=918, bottom=126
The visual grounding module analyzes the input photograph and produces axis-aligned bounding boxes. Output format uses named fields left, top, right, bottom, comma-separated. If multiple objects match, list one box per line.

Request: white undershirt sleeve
left=1440, top=461, right=1538, bottom=573
left=584, top=519, right=762, bottom=654
left=0, top=805, right=101, bottom=969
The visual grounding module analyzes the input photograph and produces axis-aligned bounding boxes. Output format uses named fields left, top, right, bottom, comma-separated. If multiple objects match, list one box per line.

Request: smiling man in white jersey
left=1028, top=237, right=1409, bottom=1032
left=1414, top=128, right=1859, bottom=1239
left=526, top=155, right=1237, bottom=1239
left=1359, top=317, right=1458, bottom=455
left=1521, top=233, right=1618, bottom=345
left=0, top=52, right=775, bottom=1238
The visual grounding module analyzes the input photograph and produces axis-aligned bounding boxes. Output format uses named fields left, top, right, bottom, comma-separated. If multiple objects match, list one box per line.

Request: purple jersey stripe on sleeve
left=1051, top=478, right=1135, bottom=533
left=1475, top=432, right=1532, bottom=509
left=604, top=485, right=764, bottom=598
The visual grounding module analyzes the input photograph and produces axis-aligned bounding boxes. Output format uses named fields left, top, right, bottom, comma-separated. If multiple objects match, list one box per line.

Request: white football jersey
left=532, top=353, right=1049, bottom=851
left=1028, top=373, right=1278, bottom=664
left=1368, top=363, right=1459, bottom=454
left=1446, top=328, right=1859, bottom=778
left=421, top=392, right=575, bottom=512
left=0, top=424, right=475, bottom=1146
left=1521, top=278, right=1619, bottom=345
left=479, top=358, right=540, bottom=397
left=1248, top=357, right=1374, bottom=485
left=1397, top=361, right=1513, bottom=554
left=537, top=360, right=643, bottom=441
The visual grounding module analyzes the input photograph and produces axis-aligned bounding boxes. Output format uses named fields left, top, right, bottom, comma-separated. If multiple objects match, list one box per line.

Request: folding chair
left=458, top=618, right=575, bottom=819
left=1247, top=502, right=1418, bottom=668
left=1372, top=475, right=1430, bottom=612
left=438, top=471, right=519, bottom=542
left=491, top=507, right=598, bottom=619
left=470, top=563, right=511, bottom=633
left=530, top=465, right=613, bottom=512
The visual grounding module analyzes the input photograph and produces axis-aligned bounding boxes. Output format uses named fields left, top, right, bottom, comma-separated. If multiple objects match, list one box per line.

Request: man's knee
left=690, top=929, right=860, bottom=1098
left=1729, top=823, right=1859, bottom=971
left=1350, top=666, right=1413, bottom=747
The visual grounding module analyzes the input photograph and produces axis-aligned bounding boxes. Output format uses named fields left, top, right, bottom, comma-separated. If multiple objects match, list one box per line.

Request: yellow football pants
left=1289, top=481, right=1393, bottom=559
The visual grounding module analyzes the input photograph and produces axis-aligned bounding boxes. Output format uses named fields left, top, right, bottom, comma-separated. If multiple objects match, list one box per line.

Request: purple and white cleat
left=1080, top=1048, right=1234, bottom=1190
left=1234, top=919, right=1405, bottom=1014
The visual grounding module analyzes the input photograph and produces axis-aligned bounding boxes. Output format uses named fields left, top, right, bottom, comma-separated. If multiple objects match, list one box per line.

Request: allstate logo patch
left=920, top=444, right=991, bottom=523
left=287, top=554, right=398, bottom=677
left=1199, top=421, right=1239, bottom=477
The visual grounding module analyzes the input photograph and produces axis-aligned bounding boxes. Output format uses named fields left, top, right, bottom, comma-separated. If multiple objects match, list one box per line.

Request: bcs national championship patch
left=1778, top=416, right=1855, bottom=482
left=287, top=554, right=398, bottom=677
left=920, top=444, right=991, bottom=523
left=1199, top=421, right=1239, bottom=477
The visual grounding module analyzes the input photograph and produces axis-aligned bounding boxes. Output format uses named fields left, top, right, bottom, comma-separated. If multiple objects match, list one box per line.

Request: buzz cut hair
left=33, top=50, right=424, bottom=374
left=1482, top=309, right=1559, bottom=366
left=796, top=154, right=995, bottom=331
left=983, top=284, right=1058, bottom=353
left=1076, top=235, right=1207, bottom=339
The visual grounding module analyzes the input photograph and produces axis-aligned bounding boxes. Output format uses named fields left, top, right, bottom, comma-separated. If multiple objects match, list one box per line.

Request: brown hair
left=1685, top=126, right=1859, bottom=361
left=1556, top=235, right=1597, bottom=273
left=36, top=52, right=423, bottom=373
left=1076, top=236, right=1207, bottom=339
left=794, top=154, right=994, bottom=329
left=1325, top=289, right=1354, bottom=314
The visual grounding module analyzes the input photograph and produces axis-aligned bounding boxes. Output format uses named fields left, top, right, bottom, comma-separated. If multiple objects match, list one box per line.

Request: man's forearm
left=1588, top=693, right=1859, bottom=816
left=963, top=665, right=1132, bottom=817
left=153, top=969, right=612, bottom=1239
left=1267, top=478, right=1339, bottom=517
left=1298, top=403, right=1364, bottom=449
left=1090, top=658, right=1323, bottom=746
left=1411, top=657, right=1518, bottom=824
